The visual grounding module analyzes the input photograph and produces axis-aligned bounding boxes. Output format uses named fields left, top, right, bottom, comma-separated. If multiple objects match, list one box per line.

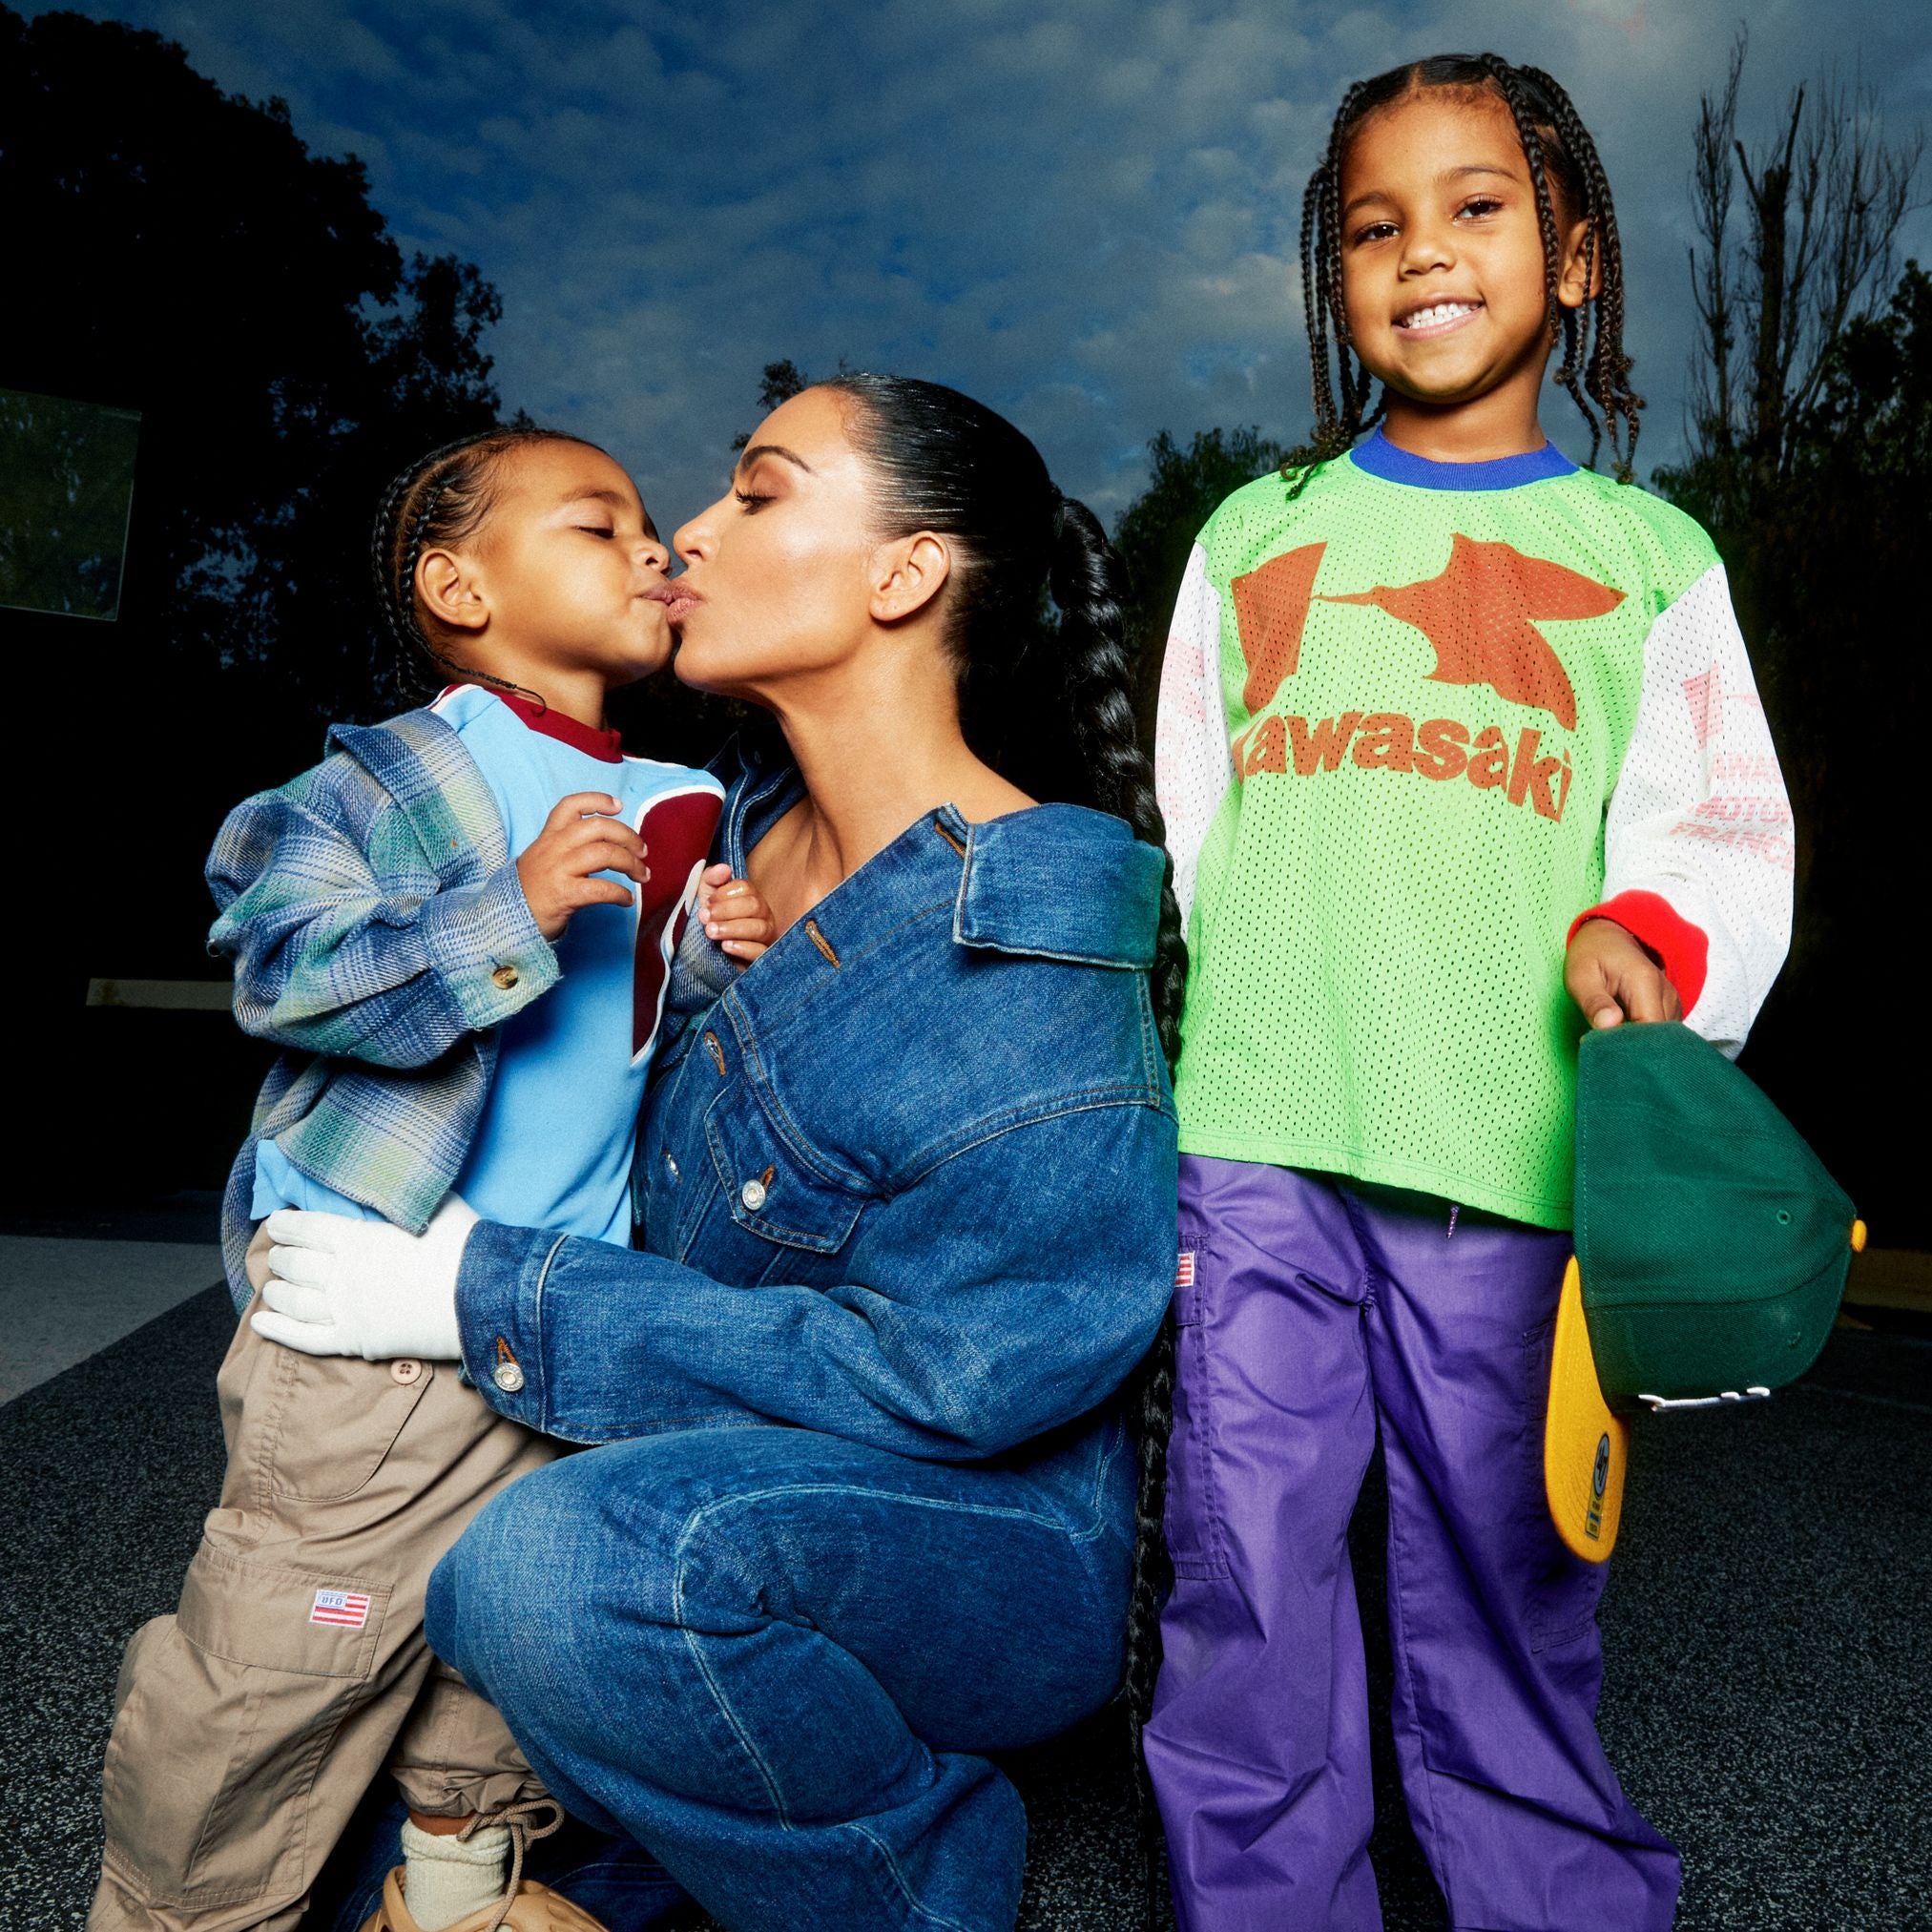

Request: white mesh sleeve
left=1593, top=562, right=1794, bottom=1056
left=1153, top=543, right=1234, bottom=928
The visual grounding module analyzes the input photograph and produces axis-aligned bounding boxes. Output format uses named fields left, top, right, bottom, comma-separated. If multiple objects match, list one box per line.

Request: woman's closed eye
left=733, top=488, right=775, bottom=512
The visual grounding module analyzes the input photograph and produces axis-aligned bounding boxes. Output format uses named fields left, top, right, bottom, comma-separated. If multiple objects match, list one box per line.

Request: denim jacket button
left=493, top=1361, right=526, bottom=1394
left=491, top=965, right=519, bottom=991
left=739, top=1178, right=768, bottom=1213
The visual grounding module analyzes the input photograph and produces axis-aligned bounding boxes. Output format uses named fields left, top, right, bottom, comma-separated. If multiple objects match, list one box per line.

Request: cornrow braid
left=1285, top=52, right=1644, bottom=491
left=371, top=426, right=608, bottom=705
left=1519, top=62, right=1642, bottom=474
left=1293, top=75, right=1381, bottom=495
left=1046, top=491, right=1188, bottom=1922
left=1481, top=52, right=1568, bottom=389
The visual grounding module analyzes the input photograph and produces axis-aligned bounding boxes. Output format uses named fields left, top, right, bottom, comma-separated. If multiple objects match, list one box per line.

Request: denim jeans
left=426, top=1420, right=1135, bottom=1932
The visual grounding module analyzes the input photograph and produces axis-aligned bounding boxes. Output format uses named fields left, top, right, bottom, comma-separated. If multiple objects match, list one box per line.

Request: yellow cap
left=1544, top=1257, right=1629, bottom=1564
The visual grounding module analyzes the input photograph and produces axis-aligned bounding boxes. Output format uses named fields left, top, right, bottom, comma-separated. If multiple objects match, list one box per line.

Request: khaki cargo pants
left=91, top=1228, right=564, bottom=1931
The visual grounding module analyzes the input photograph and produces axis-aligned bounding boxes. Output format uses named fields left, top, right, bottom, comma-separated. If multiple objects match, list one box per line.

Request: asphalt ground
left=6, top=1276, right=1927, bottom=1931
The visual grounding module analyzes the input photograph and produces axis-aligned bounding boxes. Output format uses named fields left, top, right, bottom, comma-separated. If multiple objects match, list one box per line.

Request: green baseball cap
left=1573, top=1022, right=1859, bottom=1402
left=1546, top=1022, right=1862, bottom=1563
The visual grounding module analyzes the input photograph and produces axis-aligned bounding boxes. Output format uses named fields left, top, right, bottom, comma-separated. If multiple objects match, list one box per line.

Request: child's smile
left=1392, top=297, right=1485, bottom=338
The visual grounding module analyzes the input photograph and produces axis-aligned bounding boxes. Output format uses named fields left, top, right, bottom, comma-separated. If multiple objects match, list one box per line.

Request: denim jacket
left=455, top=747, right=1179, bottom=1508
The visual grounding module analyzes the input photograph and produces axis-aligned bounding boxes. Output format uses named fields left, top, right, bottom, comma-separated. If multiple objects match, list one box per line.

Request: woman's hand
left=251, top=1195, right=479, bottom=1361
left=516, top=793, right=651, bottom=941
left=1565, top=917, right=1683, bottom=1028
left=696, top=862, right=780, bottom=962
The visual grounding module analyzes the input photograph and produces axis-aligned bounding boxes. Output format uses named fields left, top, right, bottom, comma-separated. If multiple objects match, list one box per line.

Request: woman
left=260, top=375, right=1185, bottom=1932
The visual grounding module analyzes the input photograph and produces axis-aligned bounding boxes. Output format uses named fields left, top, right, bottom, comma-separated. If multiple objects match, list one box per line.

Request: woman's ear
left=417, top=548, right=490, bottom=634
left=1557, top=218, right=1603, bottom=311
left=868, top=531, right=952, bottom=625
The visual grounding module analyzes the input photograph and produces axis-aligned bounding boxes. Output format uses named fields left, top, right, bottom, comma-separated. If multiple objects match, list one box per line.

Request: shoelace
left=457, top=1797, right=565, bottom=1932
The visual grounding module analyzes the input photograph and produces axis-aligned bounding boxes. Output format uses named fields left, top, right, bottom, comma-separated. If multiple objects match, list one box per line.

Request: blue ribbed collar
left=1347, top=426, right=1576, bottom=491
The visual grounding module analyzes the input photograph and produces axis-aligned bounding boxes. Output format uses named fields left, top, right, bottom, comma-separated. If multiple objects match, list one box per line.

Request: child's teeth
left=1404, top=301, right=1475, bottom=327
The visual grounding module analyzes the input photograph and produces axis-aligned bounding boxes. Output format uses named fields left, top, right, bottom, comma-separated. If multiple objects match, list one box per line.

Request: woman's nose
left=673, top=505, right=717, bottom=564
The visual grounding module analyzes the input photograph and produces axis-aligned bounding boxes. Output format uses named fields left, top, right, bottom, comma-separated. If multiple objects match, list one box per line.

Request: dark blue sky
left=58, top=0, right=1932, bottom=530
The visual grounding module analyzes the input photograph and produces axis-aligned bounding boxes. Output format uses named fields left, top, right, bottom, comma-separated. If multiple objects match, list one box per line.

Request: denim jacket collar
left=715, top=737, right=1164, bottom=970
left=953, top=807, right=1162, bottom=968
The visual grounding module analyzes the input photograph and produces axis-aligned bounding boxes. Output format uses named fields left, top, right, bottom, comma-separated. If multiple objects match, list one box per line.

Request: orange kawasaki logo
left=1231, top=534, right=1624, bottom=731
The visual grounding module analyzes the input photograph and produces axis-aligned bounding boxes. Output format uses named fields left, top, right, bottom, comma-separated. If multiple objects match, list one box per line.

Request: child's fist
left=1565, top=917, right=1683, bottom=1029
left=515, top=793, right=650, bottom=941
left=696, top=862, right=779, bottom=963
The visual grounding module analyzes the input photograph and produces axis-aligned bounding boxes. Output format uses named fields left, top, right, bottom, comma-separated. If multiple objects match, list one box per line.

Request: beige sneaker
left=357, top=1866, right=614, bottom=1932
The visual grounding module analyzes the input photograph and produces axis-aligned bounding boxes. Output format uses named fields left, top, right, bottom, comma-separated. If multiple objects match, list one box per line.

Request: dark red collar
left=445, top=684, right=624, bottom=763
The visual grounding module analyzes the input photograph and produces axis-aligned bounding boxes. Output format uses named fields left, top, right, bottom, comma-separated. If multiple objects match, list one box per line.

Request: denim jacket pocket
left=703, top=1083, right=869, bottom=1257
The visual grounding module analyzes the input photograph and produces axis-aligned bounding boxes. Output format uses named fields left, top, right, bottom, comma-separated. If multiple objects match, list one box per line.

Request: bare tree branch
left=1685, top=39, right=1922, bottom=497
left=1687, top=31, right=1745, bottom=454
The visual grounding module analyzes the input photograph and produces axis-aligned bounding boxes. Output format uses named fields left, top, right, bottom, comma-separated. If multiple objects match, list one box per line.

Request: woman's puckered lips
left=645, top=579, right=703, bottom=621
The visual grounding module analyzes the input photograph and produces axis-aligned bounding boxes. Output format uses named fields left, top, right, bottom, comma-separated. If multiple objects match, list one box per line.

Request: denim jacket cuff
left=456, top=1218, right=562, bottom=1429
left=417, top=862, right=561, bottom=1032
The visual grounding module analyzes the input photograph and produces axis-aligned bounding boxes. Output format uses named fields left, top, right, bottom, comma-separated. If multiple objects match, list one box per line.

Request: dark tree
left=1112, top=426, right=1293, bottom=737
left=0, top=7, right=510, bottom=1201
left=1657, top=40, right=1926, bottom=1242
left=731, top=359, right=814, bottom=449
left=1680, top=32, right=1921, bottom=511
left=0, top=7, right=507, bottom=734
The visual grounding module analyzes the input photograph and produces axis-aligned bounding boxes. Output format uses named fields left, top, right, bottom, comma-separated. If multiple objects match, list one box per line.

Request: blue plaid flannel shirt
left=206, top=707, right=561, bottom=1307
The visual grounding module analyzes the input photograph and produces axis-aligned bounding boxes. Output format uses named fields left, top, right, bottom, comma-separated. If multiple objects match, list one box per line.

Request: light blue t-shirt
left=253, top=684, right=724, bottom=1245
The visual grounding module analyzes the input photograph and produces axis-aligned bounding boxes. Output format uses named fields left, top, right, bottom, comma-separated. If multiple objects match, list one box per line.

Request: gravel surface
left=7, top=1287, right=1925, bottom=1930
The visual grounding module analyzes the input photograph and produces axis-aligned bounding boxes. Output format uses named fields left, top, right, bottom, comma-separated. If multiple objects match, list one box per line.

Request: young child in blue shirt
left=93, top=428, right=774, bottom=1932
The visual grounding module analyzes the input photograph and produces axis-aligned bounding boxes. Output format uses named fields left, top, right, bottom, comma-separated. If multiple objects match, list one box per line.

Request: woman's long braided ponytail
left=1048, top=494, right=1186, bottom=1927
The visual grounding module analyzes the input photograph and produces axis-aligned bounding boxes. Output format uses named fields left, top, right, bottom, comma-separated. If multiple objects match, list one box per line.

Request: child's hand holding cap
left=1565, top=917, right=1683, bottom=1029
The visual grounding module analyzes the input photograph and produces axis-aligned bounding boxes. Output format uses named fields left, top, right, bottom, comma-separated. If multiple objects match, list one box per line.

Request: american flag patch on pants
left=1174, top=1251, right=1195, bottom=1289
left=310, top=1588, right=371, bottom=1630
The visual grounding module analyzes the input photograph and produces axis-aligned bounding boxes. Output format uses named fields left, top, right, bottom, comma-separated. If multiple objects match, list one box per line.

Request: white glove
left=251, top=1195, right=479, bottom=1361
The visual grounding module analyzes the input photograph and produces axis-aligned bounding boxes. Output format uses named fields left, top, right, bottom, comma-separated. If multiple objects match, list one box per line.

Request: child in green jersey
left=1143, top=53, right=1793, bottom=1932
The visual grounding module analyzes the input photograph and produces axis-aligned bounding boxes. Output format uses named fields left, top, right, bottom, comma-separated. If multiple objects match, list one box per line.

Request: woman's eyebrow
left=735, top=443, right=815, bottom=476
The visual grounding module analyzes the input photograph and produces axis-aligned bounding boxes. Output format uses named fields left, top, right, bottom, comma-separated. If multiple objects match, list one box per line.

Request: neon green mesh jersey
left=1153, top=429, right=1794, bottom=1229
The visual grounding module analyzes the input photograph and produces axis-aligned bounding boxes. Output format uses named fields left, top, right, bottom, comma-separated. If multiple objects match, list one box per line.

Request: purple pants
left=1145, top=1157, right=1680, bottom=1932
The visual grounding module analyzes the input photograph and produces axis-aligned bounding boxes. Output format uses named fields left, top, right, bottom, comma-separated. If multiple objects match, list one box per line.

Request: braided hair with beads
left=1289, top=52, right=1643, bottom=493
left=820, top=373, right=1186, bottom=1924
left=371, top=426, right=608, bottom=706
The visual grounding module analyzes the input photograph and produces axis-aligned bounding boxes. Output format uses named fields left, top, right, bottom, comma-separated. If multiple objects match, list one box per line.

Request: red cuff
left=1568, top=890, right=1709, bottom=1016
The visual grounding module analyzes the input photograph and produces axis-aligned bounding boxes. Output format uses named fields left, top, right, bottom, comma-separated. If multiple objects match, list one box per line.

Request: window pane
left=0, top=386, right=141, bottom=621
